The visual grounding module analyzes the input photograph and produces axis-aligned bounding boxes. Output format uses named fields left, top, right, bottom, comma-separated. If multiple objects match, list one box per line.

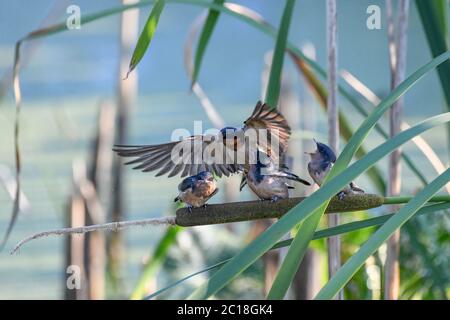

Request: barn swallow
left=240, top=152, right=310, bottom=201
left=113, top=101, right=290, bottom=178
left=306, top=139, right=364, bottom=199
left=174, top=171, right=218, bottom=212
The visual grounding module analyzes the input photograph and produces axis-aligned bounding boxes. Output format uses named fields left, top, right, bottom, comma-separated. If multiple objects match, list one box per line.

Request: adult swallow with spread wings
left=113, top=101, right=291, bottom=178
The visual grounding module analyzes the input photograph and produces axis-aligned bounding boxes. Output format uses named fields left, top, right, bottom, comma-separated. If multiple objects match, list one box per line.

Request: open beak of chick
left=304, top=139, right=319, bottom=157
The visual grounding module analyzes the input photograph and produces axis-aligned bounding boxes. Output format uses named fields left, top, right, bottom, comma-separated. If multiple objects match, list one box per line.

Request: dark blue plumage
left=316, top=140, right=337, bottom=163
left=177, top=176, right=196, bottom=193
left=251, top=153, right=267, bottom=184
left=240, top=152, right=310, bottom=201
left=219, top=127, right=238, bottom=140
left=307, top=139, right=364, bottom=199
left=113, top=101, right=292, bottom=179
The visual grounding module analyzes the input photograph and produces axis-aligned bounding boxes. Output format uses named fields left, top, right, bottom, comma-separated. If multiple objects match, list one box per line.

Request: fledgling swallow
left=174, top=171, right=218, bottom=212
left=113, top=101, right=291, bottom=178
left=306, top=139, right=364, bottom=199
left=240, top=152, right=310, bottom=202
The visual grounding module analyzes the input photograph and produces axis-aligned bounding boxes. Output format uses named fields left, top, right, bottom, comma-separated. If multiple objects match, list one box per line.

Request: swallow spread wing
left=113, top=101, right=291, bottom=178
left=243, top=101, right=291, bottom=156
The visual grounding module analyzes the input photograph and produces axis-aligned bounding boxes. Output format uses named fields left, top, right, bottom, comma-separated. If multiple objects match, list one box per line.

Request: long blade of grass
left=146, top=260, right=226, bottom=300
left=8, top=2, right=432, bottom=199
left=264, top=0, right=295, bottom=108
left=6, top=0, right=448, bottom=254
left=146, top=201, right=450, bottom=299
left=258, top=0, right=295, bottom=294
left=0, top=0, right=69, bottom=103
left=291, top=49, right=429, bottom=190
left=269, top=52, right=450, bottom=299
left=267, top=47, right=450, bottom=298
left=290, top=44, right=431, bottom=191
left=191, top=0, right=225, bottom=87
left=130, top=226, right=182, bottom=299
left=316, top=168, right=450, bottom=299
left=340, top=69, right=447, bottom=189
left=1, top=42, right=22, bottom=251
left=289, top=54, right=387, bottom=193
left=341, top=68, right=450, bottom=295
left=3, top=1, right=166, bottom=248
left=267, top=206, right=322, bottom=299
left=185, top=14, right=226, bottom=128
left=189, top=108, right=450, bottom=299
left=126, top=0, right=166, bottom=78
left=415, top=0, right=450, bottom=154
left=20, top=0, right=440, bottom=176
left=11, top=0, right=446, bottom=121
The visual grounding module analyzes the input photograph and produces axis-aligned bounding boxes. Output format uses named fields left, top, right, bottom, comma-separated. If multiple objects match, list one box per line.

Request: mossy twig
left=10, top=194, right=386, bottom=254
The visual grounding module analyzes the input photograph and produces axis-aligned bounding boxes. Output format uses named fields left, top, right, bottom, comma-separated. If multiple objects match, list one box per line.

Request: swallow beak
left=313, top=138, right=322, bottom=148
left=304, top=151, right=317, bottom=158
left=305, top=150, right=319, bottom=160
left=306, top=139, right=320, bottom=154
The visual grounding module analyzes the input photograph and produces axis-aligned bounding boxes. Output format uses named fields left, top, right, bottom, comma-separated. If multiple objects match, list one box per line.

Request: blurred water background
left=0, top=0, right=448, bottom=299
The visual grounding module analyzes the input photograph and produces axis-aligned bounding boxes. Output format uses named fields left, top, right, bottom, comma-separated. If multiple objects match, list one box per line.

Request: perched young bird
left=306, top=139, right=364, bottom=199
left=113, top=101, right=291, bottom=178
left=240, top=153, right=310, bottom=201
left=174, top=171, right=218, bottom=212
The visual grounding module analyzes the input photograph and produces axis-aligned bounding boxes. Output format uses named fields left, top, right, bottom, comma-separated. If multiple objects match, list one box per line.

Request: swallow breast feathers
left=175, top=173, right=218, bottom=208
left=243, top=152, right=310, bottom=201
left=113, top=101, right=291, bottom=178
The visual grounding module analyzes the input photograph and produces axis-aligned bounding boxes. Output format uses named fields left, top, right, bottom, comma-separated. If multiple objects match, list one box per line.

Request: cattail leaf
left=264, top=0, right=295, bottom=108
left=192, top=112, right=450, bottom=299
left=289, top=53, right=387, bottom=194
left=316, top=168, right=450, bottom=299
left=6, top=0, right=450, bottom=296
left=415, top=0, right=450, bottom=150
left=191, top=0, right=225, bottom=87
left=126, top=0, right=166, bottom=78
left=188, top=50, right=450, bottom=299
left=11, top=0, right=447, bottom=185
left=145, top=201, right=450, bottom=299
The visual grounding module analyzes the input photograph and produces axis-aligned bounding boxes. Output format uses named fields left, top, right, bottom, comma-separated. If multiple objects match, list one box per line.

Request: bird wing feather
left=114, top=134, right=237, bottom=178
left=178, top=176, right=196, bottom=192
left=243, top=101, right=291, bottom=156
left=114, top=101, right=291, bottom=178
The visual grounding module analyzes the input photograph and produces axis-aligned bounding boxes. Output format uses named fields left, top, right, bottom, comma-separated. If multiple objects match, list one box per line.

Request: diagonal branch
left=11, top=194, right=384, bottom=254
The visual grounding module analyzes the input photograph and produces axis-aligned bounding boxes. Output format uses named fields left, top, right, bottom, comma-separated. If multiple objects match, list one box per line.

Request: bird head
left=219, top=127, right=238, bottom=140
left=220, top=126, right=240, bottom=150
left=306, top=139, right=337, bottom=163
left=197, top=171, right=215, bottom=182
